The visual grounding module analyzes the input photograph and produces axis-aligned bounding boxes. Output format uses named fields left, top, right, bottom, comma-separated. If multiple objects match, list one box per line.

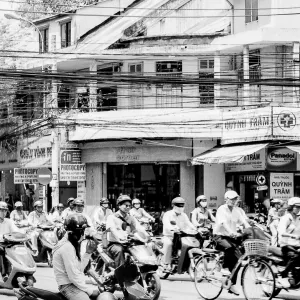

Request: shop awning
left=191, top=143, right=268, bottom=165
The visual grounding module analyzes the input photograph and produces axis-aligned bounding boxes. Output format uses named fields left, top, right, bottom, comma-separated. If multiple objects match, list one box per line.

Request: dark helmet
left=67, top=197, right=75, bottom=206
left=171, top=197, right=185, bottom=205
left=100, top=197, right=110, bottom=205
left=117, top=195, right=131, bottom=206
left=64, top=213, right=89, bottom=232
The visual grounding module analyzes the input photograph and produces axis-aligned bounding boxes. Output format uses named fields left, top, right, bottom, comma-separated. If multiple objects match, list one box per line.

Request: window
left=245, top=0, right=258, bottom=24
left=128, top=63, right=143, bottom=108
left=39, top=28, right=49, bottom=53
left=61, top=21, right=71, bottom=48
left=156, top=61, right=182, bottom=76
left=199, top=59, right=214, bottom=105
left=58, top=83, right=71, bottom=109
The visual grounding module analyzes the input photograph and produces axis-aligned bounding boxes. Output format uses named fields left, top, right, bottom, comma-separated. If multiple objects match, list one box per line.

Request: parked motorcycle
left=156, top=221, right=203, bottom=280
left=0, top=232, right=36, bottom=290
left=25, top=223, right=58, bottom=267
left=93, top=231, right=161, bottom=300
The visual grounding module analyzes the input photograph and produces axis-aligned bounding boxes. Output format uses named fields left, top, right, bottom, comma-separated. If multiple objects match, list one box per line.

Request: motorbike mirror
left=170, top=221, right=176, bottom=226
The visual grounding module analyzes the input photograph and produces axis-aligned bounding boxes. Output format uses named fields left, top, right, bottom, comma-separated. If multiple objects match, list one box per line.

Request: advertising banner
left=77, top=181, right=86, bottom=200
left=267, top=147, right=297, bottom=171
left=225, top=148, right=266, bottom=172
left=60, top=149, right=86, bottom=181
left=14, top=168, right=38, bottom=184
left=270, top=173, right=294, bottom=201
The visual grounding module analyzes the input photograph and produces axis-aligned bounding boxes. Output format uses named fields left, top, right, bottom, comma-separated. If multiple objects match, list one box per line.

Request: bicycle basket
left=243, top=239, right=268, bottom=257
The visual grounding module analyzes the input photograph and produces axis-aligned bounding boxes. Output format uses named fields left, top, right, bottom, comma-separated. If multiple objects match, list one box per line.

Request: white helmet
left=0, top=201, right=8, bottom=210
left=224, top=190, right=239, bottom=200
left=288, top=197, right=300, bottom=206
left=15, top=201, right=23, bottom=208
left=132, top=199, right=141, bottom=205
left=271, top=198, right=283, bottom=205
left=33, top=200, right=43, bottom=208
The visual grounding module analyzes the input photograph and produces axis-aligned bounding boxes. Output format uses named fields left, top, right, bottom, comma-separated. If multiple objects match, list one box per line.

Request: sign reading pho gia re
left=60, top=149, right=86, bottom=181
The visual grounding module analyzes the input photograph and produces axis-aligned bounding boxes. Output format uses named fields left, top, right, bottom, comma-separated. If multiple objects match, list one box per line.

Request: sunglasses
left=123, top=204, right=132, bottom=208
left=76, top=205, right=84, bottom=208
left=174, top=204, right=185, bottom=207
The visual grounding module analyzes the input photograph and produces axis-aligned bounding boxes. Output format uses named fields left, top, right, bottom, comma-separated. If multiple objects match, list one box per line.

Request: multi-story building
left=3, top=0, right=300, bottom=214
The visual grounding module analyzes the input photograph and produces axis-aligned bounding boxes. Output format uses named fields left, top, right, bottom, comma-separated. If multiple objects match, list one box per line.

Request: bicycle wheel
left=194, top=255, right=223, bottom=300
left=241, top=257, right=275, bottom=300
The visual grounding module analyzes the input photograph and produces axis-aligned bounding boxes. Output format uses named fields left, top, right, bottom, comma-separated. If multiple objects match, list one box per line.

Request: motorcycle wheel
left=264, top=288, right=281, bottom=298
left=47, top=250, right=53, bottom=268
left=144, top=272, right=161, bottom=300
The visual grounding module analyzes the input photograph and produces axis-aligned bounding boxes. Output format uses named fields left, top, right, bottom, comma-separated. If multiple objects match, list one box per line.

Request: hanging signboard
left=267, top=147, right=297, bottom=171
left=270, top=173, right=294, bottom=201
left=14, top=168, right=38, bottom=184
left=60, top=149, right=86, bottom=181
left=225, top=148, right=266, bottom=172
left=77, top=181, right=86, bottom=200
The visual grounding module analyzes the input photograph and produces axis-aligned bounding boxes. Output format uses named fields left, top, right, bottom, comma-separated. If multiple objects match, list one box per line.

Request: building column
left=89, top=61, right=97, bottom=111
left=243, top=45, right=250, bottom=106
left=44, top=63, right=58, bottom=117
left=293, top=42, right=300, bottom=105
left=180, top=162, right=195, bottom=216
left=214, top=51, right=221, bottom=108
left=50, top=130, right=59, bottom=207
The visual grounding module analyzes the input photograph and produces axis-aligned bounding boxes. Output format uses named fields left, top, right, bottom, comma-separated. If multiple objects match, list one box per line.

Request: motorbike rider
left=28, top=200, right=53, bottom=255
left=51, top=203, right=65, bottom=224
left=10, top=201, right=28, bottom=225
left=191, top=195, right=215, bottom=234
left=277, top=197, right=300, bottom=288
left=161, top=197, right=196, bottom=271
left=92, top=197, right=113, bottom=231
left=0, top=201, right=20, bottom=281
left=106, top=195, right=143, bottom=268
left=73, top=199, right=94, bottom=230
left=267, top=198, right=283, bottom=246
left=214, top=190, right=250, bottom=296
left=53, top=213, right=110, bottom=300
left=62, top=197, right=76, bottom=220
left=129, top=198, right=155, bottom=223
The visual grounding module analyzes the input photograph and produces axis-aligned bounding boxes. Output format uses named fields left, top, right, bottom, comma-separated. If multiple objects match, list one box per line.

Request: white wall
left=272, top=0, right=300, bottom=28
left=203, top=164, right=225, bottom=209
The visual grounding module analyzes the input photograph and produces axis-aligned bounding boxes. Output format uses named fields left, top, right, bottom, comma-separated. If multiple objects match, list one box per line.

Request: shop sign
left=270, top=173, right=294, bottom=200
left=257, top=185, right=268, bottom=191
left=267, top=147, right=297, bottom=171
left=60, top=149, right=86, bottom=181
left=18, top=136, right=52, bottom=168
left=116, top=147, right=140, bottom=162
left=256, top=175, right=266, bottom=186
left=225, top=149, right=266, bottom=172
left=14, top=168, right=38, bottom=184
left=77, top=181, right=86, bottom=200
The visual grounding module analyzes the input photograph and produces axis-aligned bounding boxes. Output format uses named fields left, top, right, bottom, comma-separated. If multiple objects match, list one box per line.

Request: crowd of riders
left=1, top=190, right=300, bottom=299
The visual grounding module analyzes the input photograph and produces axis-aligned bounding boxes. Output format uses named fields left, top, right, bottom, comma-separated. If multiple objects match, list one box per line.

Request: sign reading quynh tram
left=60, top=149, right=86, bottom=181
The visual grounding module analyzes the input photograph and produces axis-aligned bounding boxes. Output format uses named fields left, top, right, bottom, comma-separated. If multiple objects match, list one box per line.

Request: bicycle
left=193, top=239, right=276, bottom=300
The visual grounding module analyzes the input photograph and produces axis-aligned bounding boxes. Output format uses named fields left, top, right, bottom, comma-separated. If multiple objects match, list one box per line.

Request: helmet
left=74, top=199, right=84, bottom=206
left=0, top=201, right=8, bottom=210
left=67, top=197, right=75, bottom=205
left=132, top=199, right=141, bottom=205
left=271, top=198, right=282, bottom=204
left=64, top=213, right=89, bottom=232
left=98, top=292, right=117, bottom=300
left=33, top=200, right=43, bottom=208
left=196, top=195, right=207, bottom=203
left=224, top=190, right=239, bottom=200
left=288, top=197, right=300, bottom=206
left=171, top=197, right=185, bottom=205
left=100, top=197, right=110, bottom=205
left=57, top=203, right=64, bottom=208
left=117, top=195, right=131, bottom=206
left=15, top=201, right=23, bottom=208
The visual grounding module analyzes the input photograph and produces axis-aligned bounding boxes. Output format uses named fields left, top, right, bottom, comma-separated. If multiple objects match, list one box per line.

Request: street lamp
left=4, top=13, right=44, bottom=53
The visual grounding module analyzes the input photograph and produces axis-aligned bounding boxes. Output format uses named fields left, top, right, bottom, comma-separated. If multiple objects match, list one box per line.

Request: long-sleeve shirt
left=278, top=213, right=300, bottom=247
left=162, top=210, right=195, bottom=238
left=129, top=208, right=154, bottom=221
left=61, top=207, right=74, bottom=220
left=191, top=207, right=215, bottom=228
left=53, top=235, right=93, bottom=296
left=27, top=211, right=51, bottom=227
left=10, top=210, right=28, bottom=223
left=267, top=207, right=280, bottom=227
left=51, top=211, right=64, bottom=223
left=92, top=206, right=113, bottom=228
left=0, top=218, right=20, bottom=242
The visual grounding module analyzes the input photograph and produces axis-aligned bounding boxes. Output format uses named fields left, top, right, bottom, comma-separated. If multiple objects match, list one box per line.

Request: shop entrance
left=107, top=163, right=180, bottom=211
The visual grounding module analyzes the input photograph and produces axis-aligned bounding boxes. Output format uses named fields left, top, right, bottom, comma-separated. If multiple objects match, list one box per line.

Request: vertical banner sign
left=270, top=173, right=294, bottom=201
left=60, top=149, right=86, bottom=181
left=77, top=181, right=86, bottom=200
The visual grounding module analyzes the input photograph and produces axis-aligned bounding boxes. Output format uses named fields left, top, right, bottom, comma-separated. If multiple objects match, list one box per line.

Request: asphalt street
left=1, top=264, right=300, bottom=300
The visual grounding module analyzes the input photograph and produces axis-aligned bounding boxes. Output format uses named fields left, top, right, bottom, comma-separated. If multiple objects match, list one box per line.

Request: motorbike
left=25, top=223, right=58, bottom=267
left=156, top=221, right=203, bottom=280
left=266, top=234, right=300, bottom=298
left=0, top=232, right=36, bottom=290
left=93, top=231, right=161, bottom=300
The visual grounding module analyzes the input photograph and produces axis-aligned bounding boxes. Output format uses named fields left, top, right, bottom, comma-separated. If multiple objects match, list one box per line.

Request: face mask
left=16, top=207, right=22, bottom=211
left=102, top=204, right=109, bottom=208
left=226, top=200, right=235, bottom=207
left=134, top=204, right=140, bottom=209
left=200, top=202, right=207, bottom=208
left=173, top=206, right=184, bottom=214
